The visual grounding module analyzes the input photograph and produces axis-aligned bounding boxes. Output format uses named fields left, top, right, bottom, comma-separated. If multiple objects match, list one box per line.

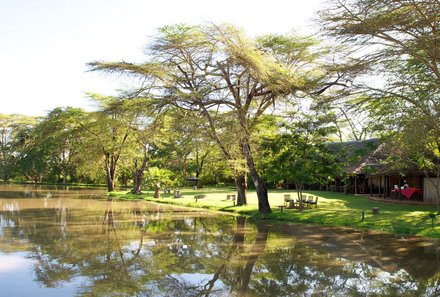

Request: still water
left=1, top=184, right=440, bottom=296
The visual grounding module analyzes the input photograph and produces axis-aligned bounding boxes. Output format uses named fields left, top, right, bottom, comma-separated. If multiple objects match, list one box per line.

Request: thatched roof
left=331, top=138, right=435, bottom=176
left=357, top=141, right=428, bottom=176
left=328, top=138, right=381, bottom=174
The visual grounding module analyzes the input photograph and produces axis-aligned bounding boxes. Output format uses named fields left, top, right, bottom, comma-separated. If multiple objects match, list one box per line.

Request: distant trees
left=31, top=107, right=85, bottom=183
left=0, top=114, right=37, bottom=182
left=0, top=104, right=233, bottom=191
left=0, top=108, right=100, bottom=184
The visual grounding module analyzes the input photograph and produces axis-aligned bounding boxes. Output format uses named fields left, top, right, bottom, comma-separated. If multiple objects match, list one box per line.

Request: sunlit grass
left=111, top=187, right=440, bottom=238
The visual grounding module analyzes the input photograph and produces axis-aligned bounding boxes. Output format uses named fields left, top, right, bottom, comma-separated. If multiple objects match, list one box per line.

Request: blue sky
left=1, top=0, right=323, bottom=116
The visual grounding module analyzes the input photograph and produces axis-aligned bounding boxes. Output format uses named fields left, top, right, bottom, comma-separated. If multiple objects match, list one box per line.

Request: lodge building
left=326, top=139, right=440, bottom=204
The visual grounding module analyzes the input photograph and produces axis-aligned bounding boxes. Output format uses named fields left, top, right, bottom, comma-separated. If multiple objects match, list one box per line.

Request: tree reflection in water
left=1, top=195, right=440, bottom=296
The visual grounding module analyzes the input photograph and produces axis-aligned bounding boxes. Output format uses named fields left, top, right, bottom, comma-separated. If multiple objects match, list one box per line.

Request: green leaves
left=259, top=114, right=337, bottom=186
left=88, top=61, right=167, bottom=81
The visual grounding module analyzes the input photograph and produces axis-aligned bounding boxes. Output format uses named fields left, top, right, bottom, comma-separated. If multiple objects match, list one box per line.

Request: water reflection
left=1, top=185, right=440, bottom=296
left=0, top=183, right=106, bottom=200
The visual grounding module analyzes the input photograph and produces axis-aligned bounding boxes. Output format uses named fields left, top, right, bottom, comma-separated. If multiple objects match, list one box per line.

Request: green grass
left=110, top=187, right=440, bottom=238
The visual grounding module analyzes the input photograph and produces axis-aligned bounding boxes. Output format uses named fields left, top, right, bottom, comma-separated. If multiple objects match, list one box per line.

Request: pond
left=1, top=184, right=440, bottom=296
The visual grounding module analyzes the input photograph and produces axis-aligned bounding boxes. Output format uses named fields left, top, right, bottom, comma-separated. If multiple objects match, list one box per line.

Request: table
left=392, top=188, right=423, bottom=199
left=277, top=205, right=286, bottom=212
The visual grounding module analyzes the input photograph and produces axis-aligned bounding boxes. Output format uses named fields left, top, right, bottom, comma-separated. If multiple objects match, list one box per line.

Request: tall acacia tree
left=89, top=24, right=332, bottom=213
left=81, top=95, right=144, bottom=192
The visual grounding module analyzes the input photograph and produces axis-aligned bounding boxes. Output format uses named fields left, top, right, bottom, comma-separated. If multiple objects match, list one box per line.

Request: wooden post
left=369, top=177, right=373, bottom=197
left=354, top=175, right=358, bottom=195
left=385, top=176, right=389, bottom=198
left=379, top=176, right=382, bottom=198
left=398, top=176, right=402, bottom=200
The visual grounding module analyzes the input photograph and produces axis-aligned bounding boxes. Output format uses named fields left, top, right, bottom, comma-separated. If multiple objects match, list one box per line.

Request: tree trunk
left=235, top=173, right=247, bottom=206
left=434, top=167, right=440, bottom=214
left=181, top=156, right=188, bottom=179
left=242, top=141, right=270, bottom=213
left=296, top=182, right=304, bottom=210
left=105, top=169, right=115, bottom=192
left=132, top=168, right=144, bottom=195
left=62, top=149, right=67, bottom=184
left=154, top=184, right=161, bottom=198
left=105, top=153, right=117, bottom=192
left=132, top=145, right=150, bottom=195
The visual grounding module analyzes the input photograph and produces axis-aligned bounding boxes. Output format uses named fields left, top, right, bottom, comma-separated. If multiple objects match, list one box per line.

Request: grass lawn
left=110, top=187, right=440, bottom=238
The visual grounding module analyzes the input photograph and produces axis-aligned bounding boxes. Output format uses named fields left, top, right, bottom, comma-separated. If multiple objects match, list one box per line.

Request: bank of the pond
left=109, top=187, right=440, bottom=238
left=4, top=181, right=111, bottom=189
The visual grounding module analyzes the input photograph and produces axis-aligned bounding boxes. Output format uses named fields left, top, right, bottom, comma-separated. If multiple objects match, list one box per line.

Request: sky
left=1, top=0, right=324, bottom=116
